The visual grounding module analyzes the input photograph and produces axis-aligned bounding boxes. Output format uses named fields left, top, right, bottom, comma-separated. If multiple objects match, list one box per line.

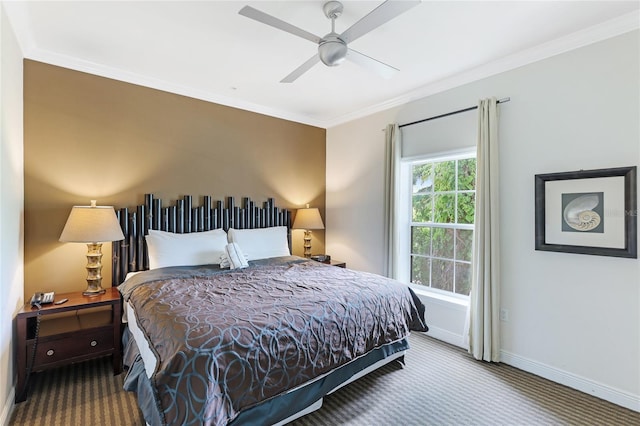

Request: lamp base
left=303, top=230, right=312, bottom=258
left=83, top=288, right=106, bottom=297
left=83, top=243, right=106, bottom=297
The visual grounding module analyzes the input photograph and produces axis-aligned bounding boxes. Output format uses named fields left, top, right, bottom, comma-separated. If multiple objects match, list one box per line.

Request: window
left=405, top=153, right=476, bottom=297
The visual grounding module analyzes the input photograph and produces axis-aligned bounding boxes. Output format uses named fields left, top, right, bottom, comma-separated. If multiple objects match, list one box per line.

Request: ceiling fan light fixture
left=318, top=36, right=347, bottom=66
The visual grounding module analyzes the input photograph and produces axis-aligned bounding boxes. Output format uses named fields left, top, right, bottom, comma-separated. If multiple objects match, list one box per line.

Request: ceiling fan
left=239, top=0, right=421, bottom=83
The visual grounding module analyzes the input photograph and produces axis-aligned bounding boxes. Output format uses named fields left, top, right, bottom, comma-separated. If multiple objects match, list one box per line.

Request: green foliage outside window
left=410, top=157, right=476, bottom=296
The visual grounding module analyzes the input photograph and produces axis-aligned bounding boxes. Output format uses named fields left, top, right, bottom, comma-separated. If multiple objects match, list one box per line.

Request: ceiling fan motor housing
left=318, top=34, right=347, bottom=66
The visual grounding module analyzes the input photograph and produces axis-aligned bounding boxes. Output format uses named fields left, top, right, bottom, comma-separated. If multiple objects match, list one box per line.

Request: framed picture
left=535, top=166, right=637, bottom=258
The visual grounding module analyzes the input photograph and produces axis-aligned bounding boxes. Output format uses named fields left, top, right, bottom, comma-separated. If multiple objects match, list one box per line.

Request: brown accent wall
left=24, top=60, right=326, bottom=298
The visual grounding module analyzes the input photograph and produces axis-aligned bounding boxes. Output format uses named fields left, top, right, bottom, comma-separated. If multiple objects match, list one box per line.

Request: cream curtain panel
left=469, top=97, right=501, bottom=362
left=383, top=123, right=401, bottom=279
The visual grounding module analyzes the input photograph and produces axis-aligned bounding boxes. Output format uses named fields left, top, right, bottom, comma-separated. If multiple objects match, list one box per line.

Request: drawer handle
left=46, top=349, right=54, bottom=356
left=90, top=340, right=98, bottom=347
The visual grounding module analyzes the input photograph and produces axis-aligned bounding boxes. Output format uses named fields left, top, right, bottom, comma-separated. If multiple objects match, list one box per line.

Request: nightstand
left=15, top=287, right=122, bottom=403
left=309, top=256, right=346, bottom=268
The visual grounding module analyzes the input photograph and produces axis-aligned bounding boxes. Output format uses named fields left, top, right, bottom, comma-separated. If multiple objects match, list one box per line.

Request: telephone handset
left=30, top=292, right=54, bottom=307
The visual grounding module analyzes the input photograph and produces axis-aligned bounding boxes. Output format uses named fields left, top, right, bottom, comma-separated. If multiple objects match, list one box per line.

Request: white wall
left=0, top=4, right=24, bottom=424
left=326, top=31, right=639, bottom=411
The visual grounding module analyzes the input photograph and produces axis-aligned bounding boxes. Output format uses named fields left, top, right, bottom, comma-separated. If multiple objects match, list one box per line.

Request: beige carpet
left=10, top=334, right=640, bottom=425
left=11, top=355, right=142, bottom=425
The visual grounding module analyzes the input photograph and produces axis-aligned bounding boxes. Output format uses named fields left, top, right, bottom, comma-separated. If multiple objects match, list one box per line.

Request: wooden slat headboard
left=111, top=194, right=291, bottom=285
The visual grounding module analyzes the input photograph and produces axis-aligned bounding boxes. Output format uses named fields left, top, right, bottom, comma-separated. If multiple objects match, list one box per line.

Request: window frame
left=398, top=148, right=476, bottom=300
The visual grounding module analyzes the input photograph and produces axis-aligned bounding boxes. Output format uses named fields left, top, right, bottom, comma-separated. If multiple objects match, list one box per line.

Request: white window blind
left=401, top=109, right=476, bottom=158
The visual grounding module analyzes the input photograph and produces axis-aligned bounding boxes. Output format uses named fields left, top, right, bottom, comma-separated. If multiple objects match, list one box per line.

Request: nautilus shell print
left=563, top=194, right=602, bottom=232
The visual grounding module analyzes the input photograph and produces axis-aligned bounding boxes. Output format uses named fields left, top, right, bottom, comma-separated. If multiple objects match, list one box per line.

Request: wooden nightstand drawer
left=29, top=326, right=114, bottom=369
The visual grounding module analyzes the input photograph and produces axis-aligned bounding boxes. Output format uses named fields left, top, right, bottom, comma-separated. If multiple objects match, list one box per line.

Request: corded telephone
left=30, top=292, right=54, bottom=306
left=21, top=291, right=53, bottom=400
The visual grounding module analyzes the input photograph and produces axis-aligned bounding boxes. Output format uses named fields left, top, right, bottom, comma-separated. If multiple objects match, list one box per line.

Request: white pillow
left=227, top=226, right=290, bottom=261
left=145, top=228, right=228, bottom=269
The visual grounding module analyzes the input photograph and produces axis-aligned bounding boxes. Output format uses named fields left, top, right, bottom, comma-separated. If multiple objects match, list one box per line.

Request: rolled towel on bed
left=219, top=249, right=246, bottom=268
left=224, top=243, right=249, bottom=269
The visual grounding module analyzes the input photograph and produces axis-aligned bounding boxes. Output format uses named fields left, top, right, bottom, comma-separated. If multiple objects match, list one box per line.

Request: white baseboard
left=1, top=386, right=15, bottom=426
left=500, top=349, right=640, bottom=413
left=424, top=326, right=467, bottom=349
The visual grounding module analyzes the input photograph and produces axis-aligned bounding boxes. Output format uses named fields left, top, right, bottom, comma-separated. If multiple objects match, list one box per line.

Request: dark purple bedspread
left=119, top=256, right=427, bottom=425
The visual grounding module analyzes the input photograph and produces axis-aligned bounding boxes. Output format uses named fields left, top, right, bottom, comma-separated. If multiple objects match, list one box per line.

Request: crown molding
left=25, top=47, right=325, bottom=128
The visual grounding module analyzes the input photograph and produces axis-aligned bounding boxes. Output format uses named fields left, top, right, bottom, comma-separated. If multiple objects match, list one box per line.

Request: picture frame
left=534, top=166, right=637, bottom=258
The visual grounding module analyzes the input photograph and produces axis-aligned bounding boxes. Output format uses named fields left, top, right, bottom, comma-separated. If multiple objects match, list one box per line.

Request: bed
left=113, top=194, right=428, bottom=426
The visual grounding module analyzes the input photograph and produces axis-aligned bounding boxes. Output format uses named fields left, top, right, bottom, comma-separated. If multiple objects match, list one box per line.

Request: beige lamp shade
left=292, top=207, right=325, bottom=230
left=59, top=202, right=124, bottom=243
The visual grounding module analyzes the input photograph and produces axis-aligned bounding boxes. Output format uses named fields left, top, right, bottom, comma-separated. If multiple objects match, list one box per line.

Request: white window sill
left=410, top=286, right=470, bottom=308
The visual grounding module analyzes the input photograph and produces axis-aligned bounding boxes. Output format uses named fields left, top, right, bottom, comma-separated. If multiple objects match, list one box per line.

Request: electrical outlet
left=500, top=308, right=510, bottom=322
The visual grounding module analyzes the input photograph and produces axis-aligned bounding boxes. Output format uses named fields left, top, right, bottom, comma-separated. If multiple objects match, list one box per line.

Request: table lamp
left=59, top=200, right=125, bottom=296
left=292, top=204, right=325, bottom=258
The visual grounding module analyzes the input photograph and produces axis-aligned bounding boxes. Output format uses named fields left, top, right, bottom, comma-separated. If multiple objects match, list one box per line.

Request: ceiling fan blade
left=347, top=49, right=399, bottom=79
left=340, top=0, right=421, bottom=44
left=281, top=55, right=321, bottom=83
left=239, top=6, right=322, bottom=44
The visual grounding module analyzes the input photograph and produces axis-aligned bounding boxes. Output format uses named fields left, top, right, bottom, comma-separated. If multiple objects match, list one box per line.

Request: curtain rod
left=399, top=97, right=511, bottom=129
